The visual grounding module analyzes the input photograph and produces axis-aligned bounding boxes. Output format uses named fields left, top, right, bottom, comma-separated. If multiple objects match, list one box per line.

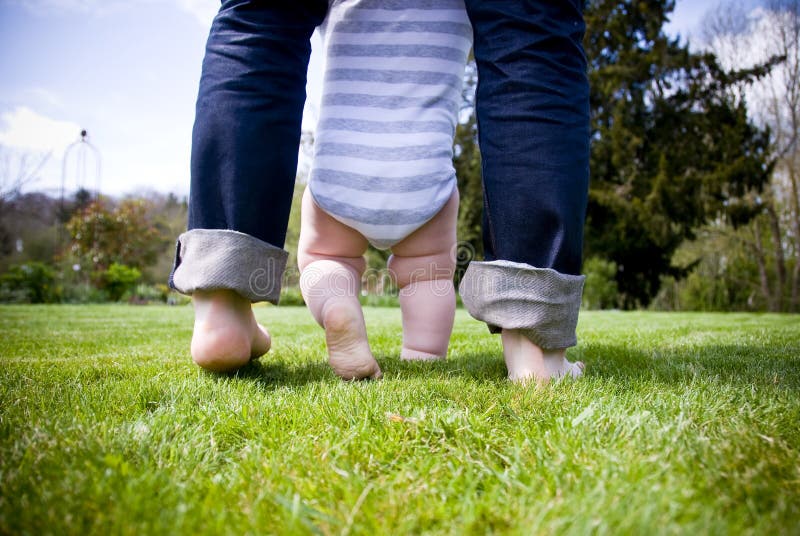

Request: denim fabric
left=172, top=0, right=590, bottom=347
left=458, top=0, right=590, bottom=346
left=464, top=0, right=590, bottom=276
left=459, top=260, right=585, bottom=350
left=169, top=1, right=327, bottom=301
left=187, top=0, right=328, bottom=248
left=171, top=229, right=288, bottom=304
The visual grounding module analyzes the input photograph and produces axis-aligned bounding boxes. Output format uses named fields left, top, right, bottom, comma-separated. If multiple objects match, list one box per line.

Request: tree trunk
left=765, top=199, right=786, bottom=310
left=789, top=160, right=800, bottom=311
left=753, top=219, right=776, bottom=311
left=792, top=248, right=800, bottom=312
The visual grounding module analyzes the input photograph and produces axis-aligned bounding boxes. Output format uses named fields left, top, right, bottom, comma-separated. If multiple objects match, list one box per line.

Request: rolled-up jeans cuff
left=169, top=229, right=288, bottom=304
left=458, top=260, right=585, bottom=350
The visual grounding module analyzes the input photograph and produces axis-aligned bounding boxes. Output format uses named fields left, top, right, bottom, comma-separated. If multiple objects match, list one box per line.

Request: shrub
left=582, top=257, right=619, bottom=310
left=101, top=263, right=141, bottom=302
left=277, top=286, right=403, bottom=307
left=0, top=262, right=61, bottom=303
left=127, top=283, right=170, bottom=304
left=166, top=291, right=191, bottom=306
left=61, top=281, right=110, bottom=304
left=279, top=286, right=305, bottom=306
left=359, top=292, right=399, bottom=307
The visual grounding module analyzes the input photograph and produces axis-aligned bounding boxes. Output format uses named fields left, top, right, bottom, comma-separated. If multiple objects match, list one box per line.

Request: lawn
left=1, top=305, right=799, bottom=535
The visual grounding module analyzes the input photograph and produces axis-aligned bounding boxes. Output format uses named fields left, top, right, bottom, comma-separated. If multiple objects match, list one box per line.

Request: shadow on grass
left=210, top=342, right=800, bottom=392
left=575, top=342, right=800, bottom=391
left=208, top=350, right=508, bottom=390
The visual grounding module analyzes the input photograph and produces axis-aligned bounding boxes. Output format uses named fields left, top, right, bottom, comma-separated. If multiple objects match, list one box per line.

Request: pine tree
left=583, top=0, right=776, bottom=307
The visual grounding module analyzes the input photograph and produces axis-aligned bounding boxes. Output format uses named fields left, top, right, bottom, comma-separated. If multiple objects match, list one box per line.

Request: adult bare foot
left=191, top=289, right=271, bottom=372
left=501, top=329, right=584, bottom=385
left=322, top=298, right=382, bottom=381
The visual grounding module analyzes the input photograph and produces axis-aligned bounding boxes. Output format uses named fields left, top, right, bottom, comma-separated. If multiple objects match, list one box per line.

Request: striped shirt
left=309, top=0, right=472, bottom=249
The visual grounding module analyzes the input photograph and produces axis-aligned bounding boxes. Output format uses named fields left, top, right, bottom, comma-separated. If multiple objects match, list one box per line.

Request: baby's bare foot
left=501, top=329, right=584, bottom=385
left=400, top=348, right=445, bottom=361
left=322, top=299, right=382, bottom=380
left=191, top=289, right=271, bottom=372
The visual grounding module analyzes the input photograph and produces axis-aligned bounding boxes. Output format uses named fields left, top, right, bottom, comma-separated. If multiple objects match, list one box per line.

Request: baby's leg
left=389, top=190, right=459, bottom=360
left=298, top=189, right=382, bottom=380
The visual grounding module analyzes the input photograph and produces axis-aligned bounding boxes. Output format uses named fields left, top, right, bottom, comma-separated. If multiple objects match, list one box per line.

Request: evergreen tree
left=583, top=0, right=777, bottom=307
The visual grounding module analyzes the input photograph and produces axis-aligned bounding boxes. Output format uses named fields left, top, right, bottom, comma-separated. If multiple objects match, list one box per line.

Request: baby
left=298, top=0, right=472, bottom=380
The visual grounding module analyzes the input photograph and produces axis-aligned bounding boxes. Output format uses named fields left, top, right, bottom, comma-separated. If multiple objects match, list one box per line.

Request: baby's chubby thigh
left=297, top=188, right=368, bottom=275
left=389, top=188, right=459, bottom=284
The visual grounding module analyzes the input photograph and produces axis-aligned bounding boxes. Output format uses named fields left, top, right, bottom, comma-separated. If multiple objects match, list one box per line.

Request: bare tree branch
left=0, top=145, right=51, bottom=202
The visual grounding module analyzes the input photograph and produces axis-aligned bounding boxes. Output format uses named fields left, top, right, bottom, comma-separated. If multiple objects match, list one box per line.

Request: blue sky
left=0, top=0, right=761, bottom=197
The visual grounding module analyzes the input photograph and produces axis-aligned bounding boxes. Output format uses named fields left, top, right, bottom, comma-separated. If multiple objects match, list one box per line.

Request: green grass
left=1, top=305, right=799, bottom=535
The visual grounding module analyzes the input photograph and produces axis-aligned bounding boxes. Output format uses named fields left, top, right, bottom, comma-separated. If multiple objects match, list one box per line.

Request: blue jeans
left=171, top=1, right=327, bottom=304
left=457, top=0, right=589, bottom=349
left=171, top=0, right=589, bottom=349
left=465, top=0, right=590, bottom=275
left=188, top=0, right=327, bottom=247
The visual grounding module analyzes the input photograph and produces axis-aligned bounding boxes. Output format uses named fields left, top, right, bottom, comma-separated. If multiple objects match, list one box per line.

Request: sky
left=0, top=0, right=763, bottom=198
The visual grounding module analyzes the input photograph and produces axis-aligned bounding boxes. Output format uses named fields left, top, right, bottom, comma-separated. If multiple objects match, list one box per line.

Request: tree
left=0, top=262, right=60, bottom=303
left=0, top=146, right=50, bottom=259
left=102, top=262, right=141, bottom=302
left=651, top=220, right=768, bottom=311
left=132, top=190, right=188, bottom=285
left=0, top=145, right=49, bottom=203
left=66, top=198, right=167, bottom=275
left=701, top=0, right=800, bottom=311
left=583, top=0, right=776, bottom=307
left=582, top=257, right=620, bottom=309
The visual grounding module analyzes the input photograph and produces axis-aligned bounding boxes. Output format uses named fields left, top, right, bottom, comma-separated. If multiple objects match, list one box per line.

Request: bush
left=127, top=283, right=170, bottom=304
left=0, top=262, right=61, bottom=303
left=278, top=286, right=305, bottom=306
left=582, top=257, right=619, bottom=310
left=61, top=282, right=110, bottom=304
left=359, top=292, right=399, bottom=307
left=657, top=270, right=731, bottom=312
left=276, top=286, right=402, bottom=307
left=166, top=291, right=191, bottom=306
left=101, top=263, right=141, bottom=302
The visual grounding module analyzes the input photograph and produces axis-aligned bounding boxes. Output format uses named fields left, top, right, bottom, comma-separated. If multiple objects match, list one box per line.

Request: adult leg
left=170, top=1, right=328, bottom=372
left=298, top=190, right=382, bottom=380
left=388, top=190, right=459, bottom=360
left=460, top=0, right=590, bottom=383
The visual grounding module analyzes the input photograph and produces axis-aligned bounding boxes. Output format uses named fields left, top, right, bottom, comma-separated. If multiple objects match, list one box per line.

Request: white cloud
left=0, top=106, right=82, bottom=155
left=0, top=108, right=86, bottom=195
